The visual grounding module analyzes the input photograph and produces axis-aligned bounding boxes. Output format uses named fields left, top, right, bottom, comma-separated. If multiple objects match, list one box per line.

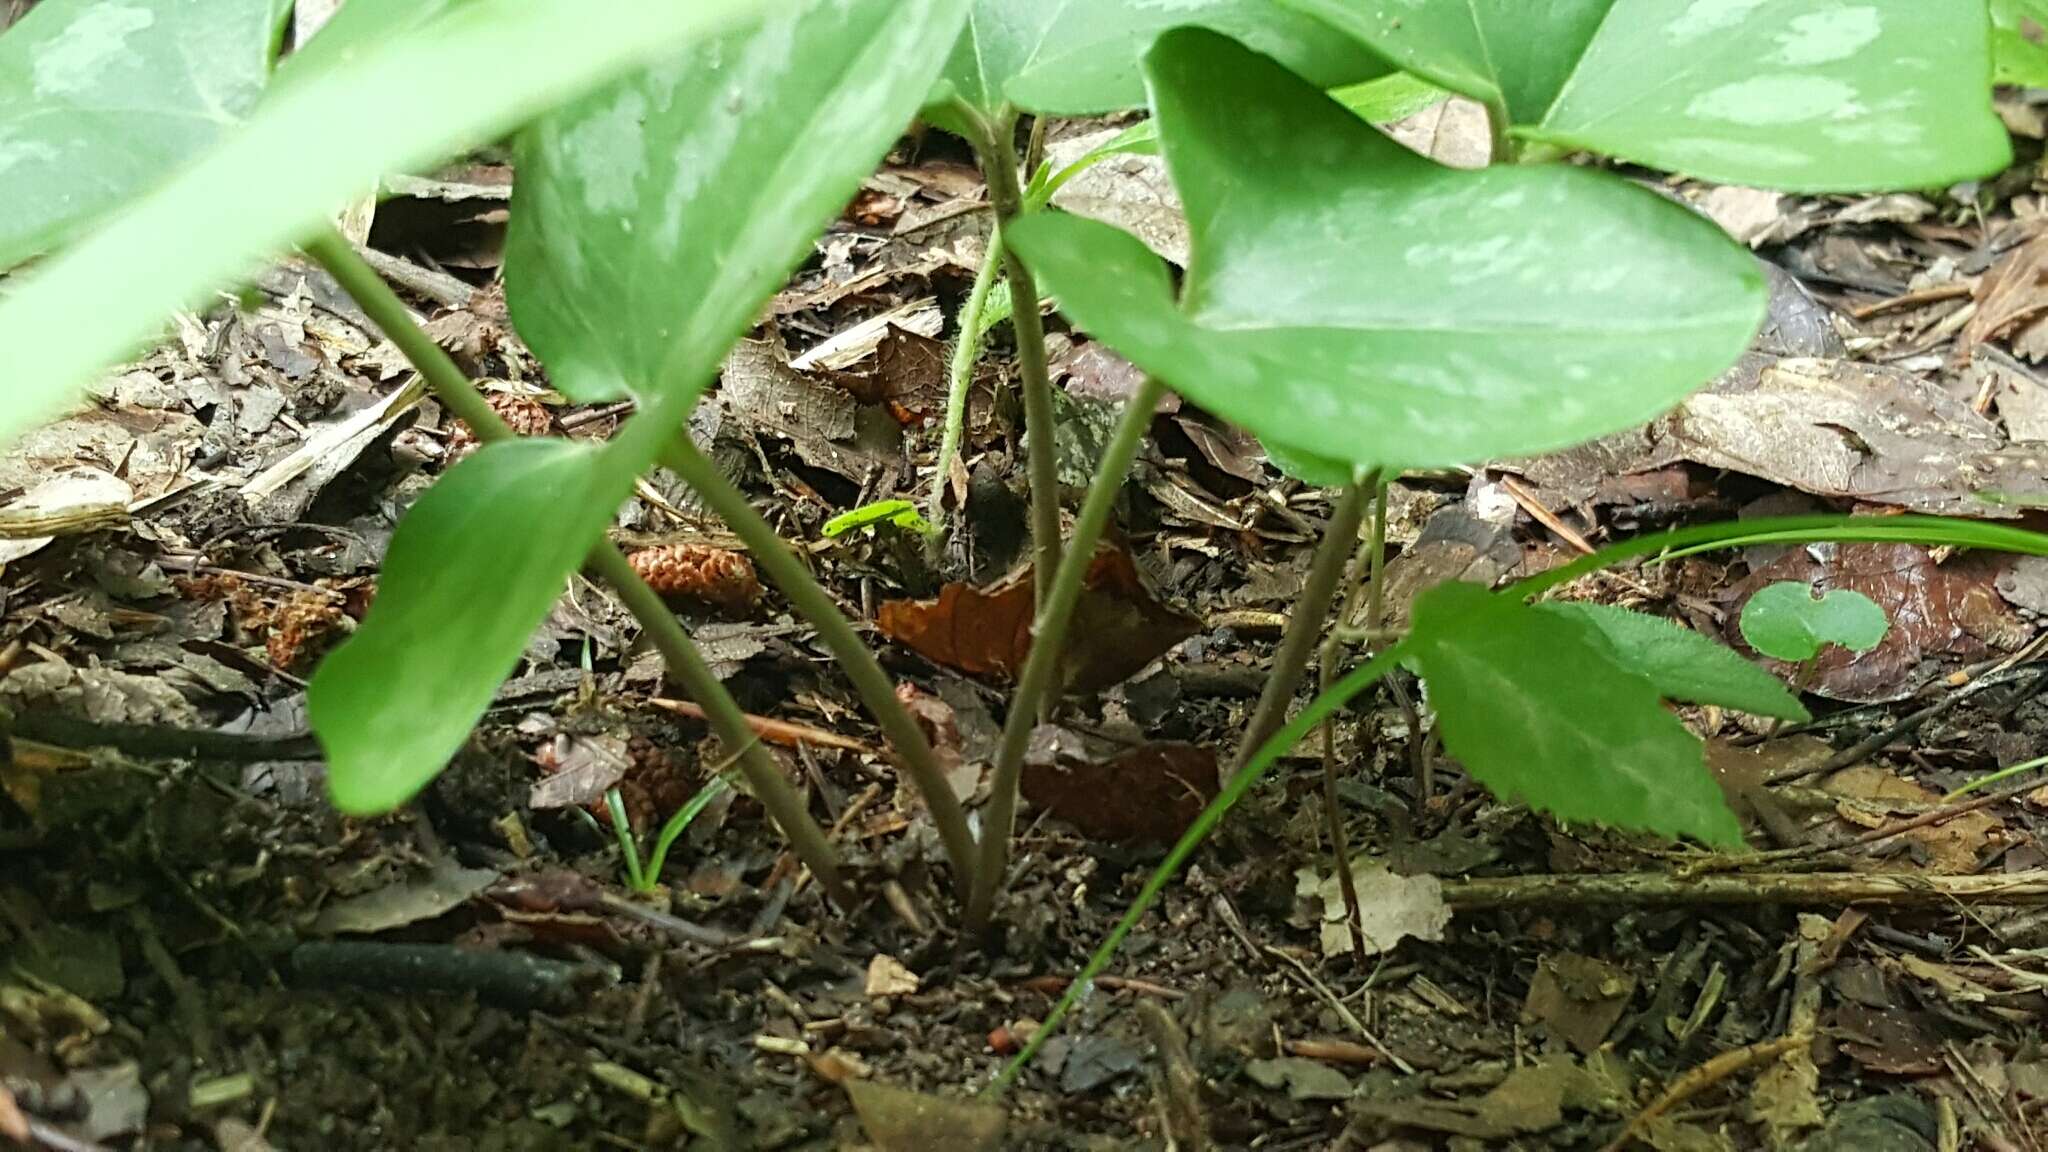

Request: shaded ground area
left=11, top=96, right=2048, bottom=1151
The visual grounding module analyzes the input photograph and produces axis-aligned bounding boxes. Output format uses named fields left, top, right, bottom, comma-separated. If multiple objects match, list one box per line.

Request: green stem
left=644, top=773, right=731, bottom=883
left=607, top=788, right=648, bottom=892
left=992, top=642, right=1411, bottom=1093
left=965, top=376, right=1169, bottom=936
left=929, top=230, right=1005, bottom=537
left=974, top=113, right=1063, bottom=612
left=1226, top=480, right=1372, bottom=781
left=591, top=542, right=847, bottom=903
left=304, top=227, right=847, bottom=904
left=661, top=436, right=978, bottom=898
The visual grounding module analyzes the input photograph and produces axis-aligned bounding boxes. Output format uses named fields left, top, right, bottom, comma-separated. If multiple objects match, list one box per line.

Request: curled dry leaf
left=1730, top=543, right=2026, bottom=703
left=1019, top=729, right=1217, bottom=844
left=628, top=543, right=761, bottom=617
left=877, top=544, right=1196, bottom=695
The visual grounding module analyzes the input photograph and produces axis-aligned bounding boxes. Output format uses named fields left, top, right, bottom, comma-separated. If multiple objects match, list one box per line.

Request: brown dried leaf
left=1831, top=1002, right=1945, bottom=1075
left=1522, top=954, right=1636, bottom=1053
left=1731, top=543, right=2026, bottom=703
left=1963, top=230, right=2048, bottom=361
left=1021, top=729, right=1217, bottom=844
left=1823, top=765, right=2000, bottom=873
left=877, top=545, right=1197, bottom=695
left=846, top=1081, right=1005, bottom=1152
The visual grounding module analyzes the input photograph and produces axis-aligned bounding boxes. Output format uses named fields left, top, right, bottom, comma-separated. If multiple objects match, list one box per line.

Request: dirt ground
left=10, top=94, right=2048, bottom=1151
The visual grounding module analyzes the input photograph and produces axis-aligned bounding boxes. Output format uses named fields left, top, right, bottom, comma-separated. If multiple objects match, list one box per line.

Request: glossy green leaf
left=1007, top=29, right=1765, bottom=474
left=309, top=440, right=629, bottom=813
left=1738, top=582, right=1889, bottom=662
left=1262, top=439, right=1355, bottom=488
left=1285, top=0, right=2008, bottom=192
left=275, top=0, right=476, bottom=84
left=931, top=0, right=1386, bottom=121
left=0, top=0, right=291, bottom=271
left=506, top=0, right=968, bottom=406
left=312, top=0, right=969, bottom=814
left=1408, top=582, right=1743, bottom=847
left=0, top=0, right=783, bottom=452
left=1064, top=69, right=1450, bottom=168
left=1536, top=602, right=1808, bottom=720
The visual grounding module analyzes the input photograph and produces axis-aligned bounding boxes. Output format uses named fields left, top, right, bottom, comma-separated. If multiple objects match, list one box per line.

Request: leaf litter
left=13, top=22, right=2048, bottom=1152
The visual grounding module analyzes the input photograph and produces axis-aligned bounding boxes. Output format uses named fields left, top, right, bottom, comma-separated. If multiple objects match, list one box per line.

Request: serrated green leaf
left=0, top=0, right=291, bottom=271
left=506, top=0, right=968, bottom=406
left=1738, top=582, right=1889, bottom=662
left=1408, top=582, right=1743, bottom=847
left=1284, top=0, right=2009, bottom=192
left=0, top=0, right=786, bottom=452
left=1006, top=29, right=1764, bottom=474
left=931, top=0, right=1386, bottom=120
left=309, top=440, right=629, bottom=813
left=311, top=0, right=969, bottom=814
left=1536, top=602, right=1808, bottom=720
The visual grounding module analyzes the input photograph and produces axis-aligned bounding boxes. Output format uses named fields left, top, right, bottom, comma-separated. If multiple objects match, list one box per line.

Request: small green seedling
left=605, top=775, right=734, bottom=894
left=1739, top=581, right=1889, bottom=695
left=823, top=499, right=933, bottom=539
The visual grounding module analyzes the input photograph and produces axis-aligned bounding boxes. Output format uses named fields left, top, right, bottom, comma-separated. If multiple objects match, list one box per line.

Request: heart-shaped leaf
left=1738, top=581, right=1890, bottom=663
left=1536, top=602, right=1808, bottom=720
left=314, top=0, right=970, bottom=813
left=0, top=0, right=783, bottom=451
left=1408, top=582, right=1743, bottom=847
left=1007, top=29, right=1765, bottom=474
left=309, top=440, right=629, bottom=813
left=931, top=0, right=1386, bottom=122
left=0, top=0, right=291, bottom=271
left=1283, top=0, right=2008, bottom=192
left=506, top=0, right=968, bottom=406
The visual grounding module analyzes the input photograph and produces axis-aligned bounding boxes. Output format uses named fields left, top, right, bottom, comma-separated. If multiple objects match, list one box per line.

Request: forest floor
left=9, top=91, right=2048, bottom=1152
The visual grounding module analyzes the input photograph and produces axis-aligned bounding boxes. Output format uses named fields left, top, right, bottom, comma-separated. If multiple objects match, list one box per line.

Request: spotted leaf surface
left=1284, top=0, right=2007, bottom=191
left=0, top=0, right=291, bottom=271
left=931, top=0, right=1385, bottom=120
left=1007, top=29, right=1764, bottom=473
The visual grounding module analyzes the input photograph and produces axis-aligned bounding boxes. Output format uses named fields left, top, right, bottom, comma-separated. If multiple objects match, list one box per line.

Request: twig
left=1599, top=1033, right=1810, bottom=1152
left=291, top=940, right=610, bottom=1010
left=1765, top=663, right=2048, bottom=784
left=648, top=697, right=872, bottom=754
left=967, top=376, right=1171, bottom=935
left=1690, top=774, right=2043, bottom=875
left=1139, top=1000, right=1211, bottom=1152
left=1446, top=869, right=2048, bottom=909
left=1495, top=472, right=1595, bottom=555
left=1848, top=281, right=1974, bottom=319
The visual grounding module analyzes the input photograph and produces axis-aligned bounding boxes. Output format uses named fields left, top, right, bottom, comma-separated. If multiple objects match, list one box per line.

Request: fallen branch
left=1444, top=870, right=2048, bottom=909
left=649, top=697, right=874, bottom=755
left=1599, top=1032, right=1809, bottom=1152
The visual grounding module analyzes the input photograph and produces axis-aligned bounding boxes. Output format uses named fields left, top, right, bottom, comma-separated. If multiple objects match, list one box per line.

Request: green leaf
left=0, top=0, right=291, bottom=271
left=1007, top=29, right=1765, bottom=474
left=932, top=0, right=1386, bottom=120
left=312, top=0, right=970, bottom=814
left=1993, top=0, right=2048, bottom=87
left=823, top=499, right=932, bottom=538
left=1283, top=0, right=2008, bottom=192
left=1408, top=582, right=1744, bottom=847
left=1262, top=439, right=1355, bottom=488
left=309, top=440, right=630, bottom=813
left=1536, top=602, right=1808, bottom=720
left=505, top=0, right=969, bottom=406
left=274, top=0, right=476, bottom=84
left=1067, top=69, right=1451, bottom=165
left=0, top=0, right=785, bottom=452
left=1738, top=582, right=1889, bottom=662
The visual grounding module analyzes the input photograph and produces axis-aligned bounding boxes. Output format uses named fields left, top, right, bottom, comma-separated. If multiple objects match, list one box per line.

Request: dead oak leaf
left=877, top=544, right=1196, bottom=696
left=1020, top=729, right=1217, bottom=844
